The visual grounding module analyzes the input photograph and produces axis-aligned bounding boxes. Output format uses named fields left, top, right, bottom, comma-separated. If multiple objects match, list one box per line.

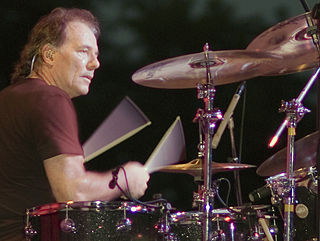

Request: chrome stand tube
left=194, top=43, right=223, bottom=241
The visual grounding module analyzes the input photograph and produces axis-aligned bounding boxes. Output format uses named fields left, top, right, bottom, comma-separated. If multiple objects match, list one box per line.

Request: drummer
left=0, top=7, right=150, bottom=241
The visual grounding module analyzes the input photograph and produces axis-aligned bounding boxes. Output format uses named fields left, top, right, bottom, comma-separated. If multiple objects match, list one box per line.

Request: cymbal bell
left=257, top=131, right=318, bottom=177
left=158, top=158, right=256, bottom=176
left=247, top=13, right=319, bottom=75
left=132, top=50, right=282, bottom=89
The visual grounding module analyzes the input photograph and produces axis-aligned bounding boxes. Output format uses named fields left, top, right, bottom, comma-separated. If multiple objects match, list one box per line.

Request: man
left=0, top=7, right=149, bottom=240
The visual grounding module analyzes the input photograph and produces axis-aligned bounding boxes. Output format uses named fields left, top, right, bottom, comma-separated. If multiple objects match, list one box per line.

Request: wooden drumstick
left=258, top=218, right=274, bottom=241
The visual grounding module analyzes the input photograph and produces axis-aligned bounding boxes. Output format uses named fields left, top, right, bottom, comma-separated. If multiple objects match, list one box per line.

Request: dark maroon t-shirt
left=0, top=78, right=83, bottom=240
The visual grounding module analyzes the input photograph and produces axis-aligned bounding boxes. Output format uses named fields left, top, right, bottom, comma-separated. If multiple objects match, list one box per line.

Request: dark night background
left=0, top=0, right=319, bottom=230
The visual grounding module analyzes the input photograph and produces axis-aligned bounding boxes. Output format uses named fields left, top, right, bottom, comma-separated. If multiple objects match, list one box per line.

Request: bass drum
left=266, top=166, right=318, bottom=241
left=24, top=200, right=170, bottom=241
left=168, top=205, right=276, bottom=241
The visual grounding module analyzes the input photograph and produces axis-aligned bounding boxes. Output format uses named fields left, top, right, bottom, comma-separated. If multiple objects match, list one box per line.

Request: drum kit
left=24, top=9, right=320, bottom=241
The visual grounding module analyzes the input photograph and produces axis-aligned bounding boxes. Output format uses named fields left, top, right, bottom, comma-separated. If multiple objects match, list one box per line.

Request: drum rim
left=26, top=200, right=150, bottom=216
left=266, top=166, right=316, bottom=182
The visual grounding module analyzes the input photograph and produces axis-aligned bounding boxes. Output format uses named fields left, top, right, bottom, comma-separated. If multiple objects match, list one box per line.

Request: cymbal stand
left=270, top=67, right=320, bottom=241
left=299, top=3, right=320, bottom=241
left=192, top=108, right=205, bottom=210
left=194, top=43, right=222, bottom=241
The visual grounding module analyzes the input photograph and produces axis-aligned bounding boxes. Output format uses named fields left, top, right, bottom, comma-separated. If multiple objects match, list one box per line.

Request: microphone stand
left=228, top=117, right=243, bottom=206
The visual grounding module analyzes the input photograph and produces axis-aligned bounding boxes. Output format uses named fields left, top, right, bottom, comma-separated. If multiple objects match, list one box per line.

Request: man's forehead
left=65, top=21, right=93, bottom=35
left=63, top=21, right=98, bottom=48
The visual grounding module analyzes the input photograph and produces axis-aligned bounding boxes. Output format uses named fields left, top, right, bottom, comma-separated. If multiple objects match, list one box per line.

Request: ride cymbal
left=257, top=131, right=318, bottom=177
left=158, top=158, right=256, bottom=176
left=132, top=50, right=282, bottom=89
left=247, top=13, right=320, bottom=75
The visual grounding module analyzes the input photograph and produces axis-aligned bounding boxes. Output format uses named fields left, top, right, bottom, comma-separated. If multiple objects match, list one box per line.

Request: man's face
left=51, top=21, right=100, bottom=98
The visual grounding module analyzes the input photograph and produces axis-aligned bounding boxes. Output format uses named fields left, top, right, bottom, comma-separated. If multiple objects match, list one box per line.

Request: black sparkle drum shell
left=169, top=205, right=275, bottom=241
left=293, top=186, right=317, bottom=241
left=265, top=166, right=318, bottom=241
left=25, top=201, right=168, bottom=241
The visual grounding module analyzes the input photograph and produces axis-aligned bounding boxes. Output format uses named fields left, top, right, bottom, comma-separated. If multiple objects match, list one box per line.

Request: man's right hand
left=119, top=161, right=150, bottom=199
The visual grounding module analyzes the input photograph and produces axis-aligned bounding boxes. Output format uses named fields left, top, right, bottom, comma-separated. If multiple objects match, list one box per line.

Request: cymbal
left=132, top=50, right=282, bottom=89
left=257, top=131, right=318, bottom=177
left=158, top=158, right=256, bottom=176
left=247, top=13, right=319, bottom=75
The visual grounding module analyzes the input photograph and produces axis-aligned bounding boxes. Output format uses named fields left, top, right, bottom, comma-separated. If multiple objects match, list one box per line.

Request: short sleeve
left=30, top=91, right=84, bottom=160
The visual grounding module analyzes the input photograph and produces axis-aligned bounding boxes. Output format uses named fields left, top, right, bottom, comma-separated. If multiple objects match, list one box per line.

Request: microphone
left=212, top=81, right=246, bottom=149
left=248, top=185, right=271, bottom=202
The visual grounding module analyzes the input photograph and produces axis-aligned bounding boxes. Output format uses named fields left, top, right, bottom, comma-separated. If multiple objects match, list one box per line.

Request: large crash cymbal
left=132, top=50, right=282, bottom=89
left=158, top=158, right=256, bottom=176
left=247, top=13, right=319, bottom=75
left=257, top=131, right=318, bottom=177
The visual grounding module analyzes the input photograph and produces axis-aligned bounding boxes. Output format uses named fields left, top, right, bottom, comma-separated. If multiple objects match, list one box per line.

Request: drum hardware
left=300, top=1, right=320, bottom=56
left=133, top=44, right=268, bottom=240
left=195, top=42, right=223, bottom=241
left=211, top=230, right=226, bottom=241
left=158, top=157, right=254, bottom=212
left=268, top=185, right=317, bottom=241
left=116, top=202, right=132, bottom=232
left=192, top=178, right=232, bottom=212
left=269, top=99, right=308, bottom=240
left=168, top=205, right=277, bottom=241
left=152, top=197, right=174, bottom=238
left=249, top=7, right=320, bottom=239
left=263, top=66, right=320, bottom=240
left=265, top=167, right=317, bottom=196
left=295, top=8, right=320, bottom=241
left=247, top=9, right=320, bottom=237
left=192, top=184, right=217, bottom=211
left=228, top=205, right=275, bottom=241
left=268, top=207, right=279, bottom=241
left=154, top=212, right=170, bottom=234
left=192, top=44, right=259, bottom=241
left=155, top=211, right=177, bottom=241
left=262, top=166, right=318, bottom=240
left=24, top=209, right=37, bottom=240
left=307, top=170, right=318, bottom=194
left=210, top=217, right=228, bottom=241
left=60, top=202, right=76, bottom=233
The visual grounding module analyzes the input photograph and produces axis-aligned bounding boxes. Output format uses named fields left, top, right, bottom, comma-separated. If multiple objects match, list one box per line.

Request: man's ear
left=42, top=44, right=56, bottom=64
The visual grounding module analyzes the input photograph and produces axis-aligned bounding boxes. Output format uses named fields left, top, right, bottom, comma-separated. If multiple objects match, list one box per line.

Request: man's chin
left=80, top=88, right=90, bottom=96
left=71, top=87, right=90, bottom=98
